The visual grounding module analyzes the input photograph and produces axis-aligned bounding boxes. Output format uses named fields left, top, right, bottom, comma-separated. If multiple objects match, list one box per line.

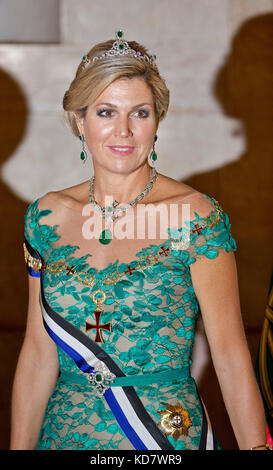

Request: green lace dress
left=23, top=192, right=237, bottom=450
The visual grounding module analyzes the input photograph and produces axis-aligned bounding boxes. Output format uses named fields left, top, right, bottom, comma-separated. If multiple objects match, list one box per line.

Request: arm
left=10, top=274, right=59, bottom=450
left=190, top=250, right=267, bottom=450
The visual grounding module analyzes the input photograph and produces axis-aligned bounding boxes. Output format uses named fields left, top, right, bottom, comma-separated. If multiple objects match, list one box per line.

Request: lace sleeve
left=169, top=194, right=237, bottom=267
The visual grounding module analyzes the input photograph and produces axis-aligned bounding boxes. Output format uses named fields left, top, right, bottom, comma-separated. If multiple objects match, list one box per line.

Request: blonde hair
left=62, top=39, right=170, bottom=137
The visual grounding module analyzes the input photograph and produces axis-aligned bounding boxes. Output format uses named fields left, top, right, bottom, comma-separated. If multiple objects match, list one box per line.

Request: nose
left=114, top=115, right=133, bottom=138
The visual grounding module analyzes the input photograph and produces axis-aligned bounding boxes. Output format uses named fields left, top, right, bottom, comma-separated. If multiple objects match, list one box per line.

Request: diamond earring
left=79, top=134, right=88, bottom=163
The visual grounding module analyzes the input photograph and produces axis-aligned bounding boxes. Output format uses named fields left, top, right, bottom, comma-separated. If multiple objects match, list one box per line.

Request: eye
left=96, top=108, right=114, bottom=118
left=134, top=109, right=149, bottom=118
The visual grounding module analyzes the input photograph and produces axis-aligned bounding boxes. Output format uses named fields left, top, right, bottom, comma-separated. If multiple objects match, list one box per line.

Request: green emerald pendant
left=99, top=229, right=112, bottom=245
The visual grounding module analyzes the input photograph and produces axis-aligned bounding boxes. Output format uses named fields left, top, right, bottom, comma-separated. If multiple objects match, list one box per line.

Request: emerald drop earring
left=149, top=135, right=158, bottom=167
left=79, top=134, right=88, bottom=163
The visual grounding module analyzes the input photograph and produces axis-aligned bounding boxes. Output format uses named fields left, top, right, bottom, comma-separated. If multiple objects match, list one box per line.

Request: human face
left=76, top=77, right=158, bottom=173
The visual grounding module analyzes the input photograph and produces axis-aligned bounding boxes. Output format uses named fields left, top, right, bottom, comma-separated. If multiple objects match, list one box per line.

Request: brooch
left=87, top=360, right=116, bottom=396
left=158, top=403, right=192, bottom=441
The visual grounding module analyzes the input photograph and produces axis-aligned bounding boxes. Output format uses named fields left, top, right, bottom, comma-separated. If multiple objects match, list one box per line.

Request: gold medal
left=158, top=403, right=192, bottom=441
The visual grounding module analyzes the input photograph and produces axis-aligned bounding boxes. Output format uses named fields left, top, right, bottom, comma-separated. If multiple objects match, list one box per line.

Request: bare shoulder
left=155, top=173, right=216, bottom=216
left=44, top=180, right=89, bottom=212
left=36, top=187, right=80, bottom=224
left=153, top=173, right=196, bottom=202
left=33, top=192, right=59, bottom=226
left=184, top=190, right=217, bottom=219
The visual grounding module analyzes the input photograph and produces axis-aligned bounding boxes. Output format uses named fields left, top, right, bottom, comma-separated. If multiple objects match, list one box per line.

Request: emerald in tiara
left=81, top=30, right=158, bottom=71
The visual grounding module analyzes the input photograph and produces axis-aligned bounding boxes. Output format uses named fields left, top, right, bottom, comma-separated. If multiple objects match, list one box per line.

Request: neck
left=91, top=165, right=156, bottom=207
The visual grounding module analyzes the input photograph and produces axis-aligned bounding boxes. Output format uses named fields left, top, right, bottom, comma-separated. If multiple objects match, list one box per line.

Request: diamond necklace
left=89, top=167, right=158, bottom=244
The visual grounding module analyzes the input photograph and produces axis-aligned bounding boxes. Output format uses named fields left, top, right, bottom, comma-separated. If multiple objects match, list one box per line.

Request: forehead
left=94, top=77, right=154, bottom=105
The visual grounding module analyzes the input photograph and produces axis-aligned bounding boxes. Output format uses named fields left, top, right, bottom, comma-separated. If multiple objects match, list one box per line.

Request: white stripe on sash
left=111, top=387, right=162, bottom=450
left=201, top=398, right=214, bottom=449
left=40, top=300, right=98, bottom=369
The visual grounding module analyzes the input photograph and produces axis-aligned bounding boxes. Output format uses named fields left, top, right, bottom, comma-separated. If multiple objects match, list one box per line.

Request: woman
left=10, top=30, right=268, bottom=450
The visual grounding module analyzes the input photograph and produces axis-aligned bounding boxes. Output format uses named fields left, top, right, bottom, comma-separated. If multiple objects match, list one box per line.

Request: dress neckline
left=27, top=193, right=218, bottom=277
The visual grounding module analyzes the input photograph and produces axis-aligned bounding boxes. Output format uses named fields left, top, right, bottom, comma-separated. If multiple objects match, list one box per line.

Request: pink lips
left=108, top=146, right=135, bottom=156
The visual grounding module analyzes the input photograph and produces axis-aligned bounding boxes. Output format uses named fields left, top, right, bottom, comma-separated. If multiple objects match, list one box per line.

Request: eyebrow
left=95, top=102, right=153, bottom=109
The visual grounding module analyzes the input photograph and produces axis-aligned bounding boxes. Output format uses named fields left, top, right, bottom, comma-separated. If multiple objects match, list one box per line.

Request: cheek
left=86, top=120, right=115, bottom=143
left=133, top=121, right=156, bottom=141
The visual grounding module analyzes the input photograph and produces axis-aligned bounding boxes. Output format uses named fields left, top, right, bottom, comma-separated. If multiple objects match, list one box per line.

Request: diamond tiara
left=81, top=30, right=158, bottom=71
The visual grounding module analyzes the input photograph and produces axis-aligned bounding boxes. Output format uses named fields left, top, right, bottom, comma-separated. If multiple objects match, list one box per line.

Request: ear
left=73, top=112, right=84, bottom=135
